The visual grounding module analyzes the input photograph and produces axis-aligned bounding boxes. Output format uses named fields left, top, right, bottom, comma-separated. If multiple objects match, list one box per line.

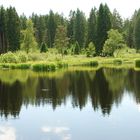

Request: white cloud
left=0, top=126, right=16, bottom=140
left=42, top=126, right=71, bottom=140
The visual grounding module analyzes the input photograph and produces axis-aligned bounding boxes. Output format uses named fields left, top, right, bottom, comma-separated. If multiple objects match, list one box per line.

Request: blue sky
left=1, top=0, right=140, bottom=18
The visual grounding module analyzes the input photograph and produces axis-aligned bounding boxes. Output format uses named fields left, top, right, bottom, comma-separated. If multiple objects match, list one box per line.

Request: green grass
left=0, top=49, right=139, bottom=71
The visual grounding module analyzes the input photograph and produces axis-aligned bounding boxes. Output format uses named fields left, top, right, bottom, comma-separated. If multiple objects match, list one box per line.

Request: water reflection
left=0, top=68, right=140, bottom=118
left=0, top=125, right=16, bottom=140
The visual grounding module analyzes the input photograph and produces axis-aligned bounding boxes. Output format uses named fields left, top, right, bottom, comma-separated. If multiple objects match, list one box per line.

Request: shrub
left=16, top=51, right=28, bottom=62
left=71, top=41, right=80, bottom=55
left=135, top=59, right=140, bottom=67
left=86, top=42, right=96, bottom=57
left=40, top=42, right=48, bottom=53
left=1, top=52, right=18, bottom=63
left=28, top=53, right=47, bottom=61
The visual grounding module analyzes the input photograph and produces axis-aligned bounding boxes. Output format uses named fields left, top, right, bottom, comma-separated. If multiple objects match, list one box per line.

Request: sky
left=1, top=0, right=140, bottom=18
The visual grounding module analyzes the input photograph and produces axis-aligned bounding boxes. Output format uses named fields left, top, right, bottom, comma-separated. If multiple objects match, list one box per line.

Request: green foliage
left=7, top=7, right=20, bottom=51
left=28, top=52, right=47, bottom=61
left=47, top=10, right=57, bottom=48
left=87, top=8, right=97, bottom=46
left=21, top=19, right=38, bottom=53
left=74, top=9, right=86, bottom=48
left=40, top=42, right=48, bottom=53
left=135, top=59, right=140, bottom=68
left=86, top=42, right=96, bottom=57
left=102, top=29, right=126, bottom=56
left=111, top=9, right=123, bottom=32
left=0, top=52, right=18, bottom=63
left=96, top=4, right=111, bottom=55
left=16, top=51, right=28, bottom=62
left=71, top=41, right=80, bottom=55
left=54, top=25, right=69, bottom=55
left=67, top=11, right=75, bottom=44
left=134, top=10, right=140, bottom=50
left=0, top=6, right=7, bottom=53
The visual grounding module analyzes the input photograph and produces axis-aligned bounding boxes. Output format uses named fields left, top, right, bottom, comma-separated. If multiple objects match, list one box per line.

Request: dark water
left=0, top=68, right=140, bottom=140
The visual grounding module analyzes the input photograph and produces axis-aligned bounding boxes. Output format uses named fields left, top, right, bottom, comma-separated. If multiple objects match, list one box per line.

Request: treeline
left=0, top=4, right=140, bottom=56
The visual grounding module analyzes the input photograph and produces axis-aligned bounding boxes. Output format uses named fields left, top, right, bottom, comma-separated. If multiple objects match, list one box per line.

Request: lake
left=0, top=68, right=140, bottom=140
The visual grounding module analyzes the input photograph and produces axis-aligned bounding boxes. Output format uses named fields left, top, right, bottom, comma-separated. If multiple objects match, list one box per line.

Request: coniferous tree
left=111, top=9, right=123, bottom=32
left=96, top=4, right=111, bottom=55
left=67, top=11, right=76, bottom=44
left=36, top=16, right=46, bottom=47
left=20, top=14, right=27, bottom=30
left=133, top=10, right=140, bottom=50
left=0, top=6, right=7, bottom=53
left=86, top=8, right=97, bottom=47
left=74, top=9, right=86, bottom=48
left=47, top=10, right=57, bottom=48
left=7, top=7, right=20, bottom=51
left=40, top=42, right=48, bottom=53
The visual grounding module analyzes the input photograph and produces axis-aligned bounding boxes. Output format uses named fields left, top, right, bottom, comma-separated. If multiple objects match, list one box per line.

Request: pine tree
left=96, top=4, right=111, bottom=55
left=111, top=9, right=123, bottom=32
left=74, top=9, right=86, bottom=48
left=20, top=14, right=27, bottom=30
left=86, top=8, right=97, bottom=47
left=47, top=10, right=57, bottom=48
left=36, top=16, right=46, bottom=47
left=7, top=7, right=20, bottom=51
left=134, top=10, right=140, bottom=50
left=67, top=11, right=76, bottom=44
left=40, top=42, right=48, bottom=53
left=0, top=6, right=8, bottom=53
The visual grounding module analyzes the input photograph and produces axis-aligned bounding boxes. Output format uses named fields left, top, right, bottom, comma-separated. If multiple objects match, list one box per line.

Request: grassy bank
left=0, top=50, right=139, bottom=71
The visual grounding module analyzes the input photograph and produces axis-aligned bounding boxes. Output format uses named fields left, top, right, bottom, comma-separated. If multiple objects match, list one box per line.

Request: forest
left=0, top=3, right=140, bottom=69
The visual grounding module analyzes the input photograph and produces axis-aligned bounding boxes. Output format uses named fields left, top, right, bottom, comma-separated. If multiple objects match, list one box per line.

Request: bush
left=71, top=41, right=80, bottom=55
left=16, top=51, right=28, bottom=62
left=86, top=42, right=96, bottom=57
left=135, top=59, right=140, bottom=67
left=28, top=53, right=47, bottom=61
left=1, top=52, right=18, bottom=63
left=102, top=29, right=126, bottom=56
left=40, top=42, right=48, bottom=53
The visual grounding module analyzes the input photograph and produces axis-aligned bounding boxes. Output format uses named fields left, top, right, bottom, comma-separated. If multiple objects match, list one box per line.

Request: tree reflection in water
left=0, top=68, right=140, bottom=118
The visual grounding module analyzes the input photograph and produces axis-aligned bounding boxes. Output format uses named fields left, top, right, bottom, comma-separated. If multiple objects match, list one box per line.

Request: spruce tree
left=96, top=4, right=111, bottom=55
left=0, top=6, right=7, bottom=53
left=47, top=10, right=57, bottom=48
left=134, top=10, right=140, bottom=50
left=74, top=9, right=86, bottom=48
left=7, top=7, right=20, bottom=51
left=86, top=8, right=97, bottom=47
left=67, top=11, right=76, bottom=44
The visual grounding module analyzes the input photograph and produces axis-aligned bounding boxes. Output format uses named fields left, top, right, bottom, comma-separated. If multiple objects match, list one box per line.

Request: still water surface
left=0, top=68, right=140, bottom=140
